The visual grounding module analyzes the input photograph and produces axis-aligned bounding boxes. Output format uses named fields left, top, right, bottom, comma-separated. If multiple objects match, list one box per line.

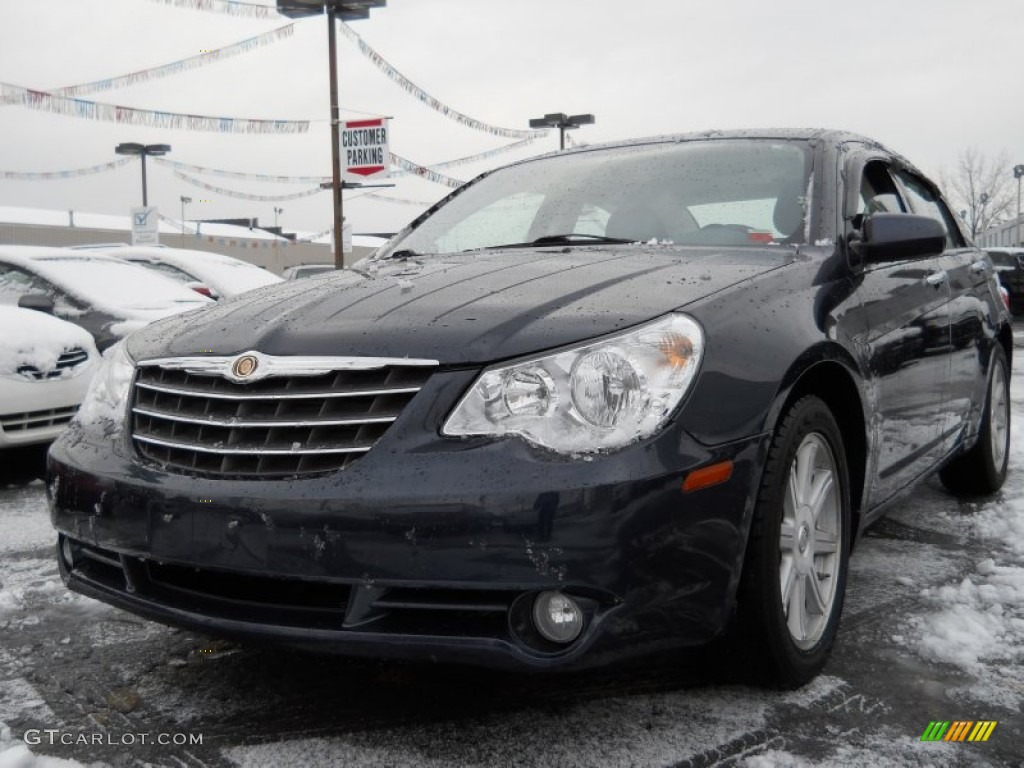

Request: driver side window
left=0, top=264, right=80, bottom=314
left=858, top=161, right=906, bottom=217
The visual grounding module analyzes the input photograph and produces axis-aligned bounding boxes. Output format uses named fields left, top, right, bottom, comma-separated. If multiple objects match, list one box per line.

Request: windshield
left=384, top=139, right=812, bottom=257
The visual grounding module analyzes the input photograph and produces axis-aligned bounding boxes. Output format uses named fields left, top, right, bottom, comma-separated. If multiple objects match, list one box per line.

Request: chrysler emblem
left=231, top=354, right=259, bottom=379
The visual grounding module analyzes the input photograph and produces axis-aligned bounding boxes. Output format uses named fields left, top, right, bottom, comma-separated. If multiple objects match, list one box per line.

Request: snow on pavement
left=900, top=365, right=1024, bottom=713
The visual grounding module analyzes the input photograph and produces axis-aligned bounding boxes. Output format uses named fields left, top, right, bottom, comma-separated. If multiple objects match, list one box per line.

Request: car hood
left=126, top=247, right=790, bottom=365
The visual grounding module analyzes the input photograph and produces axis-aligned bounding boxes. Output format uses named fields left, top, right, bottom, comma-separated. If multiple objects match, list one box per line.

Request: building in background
left=977, top=214, right=1023, bottom=248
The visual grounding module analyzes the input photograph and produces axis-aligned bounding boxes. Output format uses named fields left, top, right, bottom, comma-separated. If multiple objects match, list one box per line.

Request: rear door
left=894, top=170, right=1001, bottom=458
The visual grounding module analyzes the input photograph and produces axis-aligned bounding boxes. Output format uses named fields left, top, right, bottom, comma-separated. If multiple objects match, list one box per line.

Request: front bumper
left=0, top=368, right=93, bottom=448
left=48, top=371, right=768, bottom=669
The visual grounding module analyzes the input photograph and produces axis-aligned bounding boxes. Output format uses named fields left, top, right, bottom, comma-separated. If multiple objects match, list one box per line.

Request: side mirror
left=17, top=293, right=55, bottom=314
left=852, top=213, right=946, bottom=264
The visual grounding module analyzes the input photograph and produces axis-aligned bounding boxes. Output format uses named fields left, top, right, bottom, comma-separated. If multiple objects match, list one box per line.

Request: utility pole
left=277, top=1, right=385, bottom=269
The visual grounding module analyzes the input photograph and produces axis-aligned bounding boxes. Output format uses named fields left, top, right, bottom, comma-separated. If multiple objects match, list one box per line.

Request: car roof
left=84, top=244, right=254, bottom=268
left=0, top=244, right=128, bottom=267
left=526, top=127, right=887, bottom=162
left=466, top=127, right=910, bottom=189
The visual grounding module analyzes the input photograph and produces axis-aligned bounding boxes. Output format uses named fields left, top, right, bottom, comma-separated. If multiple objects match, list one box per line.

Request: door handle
left=971, top=260, right=990, bottom=274
left=925, top=270, right=948, bottom=287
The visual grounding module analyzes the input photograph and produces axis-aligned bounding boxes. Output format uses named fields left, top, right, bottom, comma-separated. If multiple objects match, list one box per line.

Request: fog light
left=61, top=537, right=74, bottom=568
left=532, top=591, right=583, bottom=644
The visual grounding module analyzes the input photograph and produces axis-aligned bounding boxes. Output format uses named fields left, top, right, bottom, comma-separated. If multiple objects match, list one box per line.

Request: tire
left=939, top=345, right=1010, bottom=496
left=734, top=396, right=851, bottom=689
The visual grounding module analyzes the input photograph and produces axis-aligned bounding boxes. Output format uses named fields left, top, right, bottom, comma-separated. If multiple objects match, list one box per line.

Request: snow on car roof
left=0, top=246, right=212, bottom=316
left=84, top=245, right=283, bottom=297
left=0, top=305, right=96, bottom=376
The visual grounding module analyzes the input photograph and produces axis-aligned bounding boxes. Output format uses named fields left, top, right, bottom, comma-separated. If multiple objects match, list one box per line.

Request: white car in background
left=0, top=246, right=213, bottom=351
left=282, top=263, right=335, bottom=280
left=0, top=306, right=98, bottom=449
left=76, top=244, right=283, bottom=300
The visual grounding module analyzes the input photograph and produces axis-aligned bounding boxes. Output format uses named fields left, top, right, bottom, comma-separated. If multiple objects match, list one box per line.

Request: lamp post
left=1014, top=165, right=1024, bottom=248
left=277, top=0, right=386, bottom=269
left=529, top=112, right=595, bottom=150
left=180, top=196, right=191, bottom=245
left=274, top=206, right=284, bottom=262
left=114, top=143, right=170, bottom=206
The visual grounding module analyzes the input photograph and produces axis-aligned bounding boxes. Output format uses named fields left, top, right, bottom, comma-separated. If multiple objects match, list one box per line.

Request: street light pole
left=1014, top=165, right=1024, bottom=248
left=529, top=112, right=596, bottom=150
left=180, top=196, right=191, bottom=246
left=114, top=143, right=171, bottom=206
left=274, top=206, right=283, bottom=263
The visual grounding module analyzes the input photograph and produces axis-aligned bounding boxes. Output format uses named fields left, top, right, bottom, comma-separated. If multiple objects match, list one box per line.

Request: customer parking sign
left=340, top=118, right=390, bottom=182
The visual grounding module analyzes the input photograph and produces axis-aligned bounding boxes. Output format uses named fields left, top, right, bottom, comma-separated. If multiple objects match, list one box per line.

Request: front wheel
left=734, top=395, right=851, bottom=688
left=940, top=345, right=1010, bottom=496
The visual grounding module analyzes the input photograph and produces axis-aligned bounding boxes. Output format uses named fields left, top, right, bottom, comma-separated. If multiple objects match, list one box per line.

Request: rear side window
left=130, top=260, right=196, bottom=283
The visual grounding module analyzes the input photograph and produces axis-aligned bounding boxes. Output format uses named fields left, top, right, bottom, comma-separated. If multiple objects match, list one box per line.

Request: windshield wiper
left=483, top=233, right=635, bottom=250
left=386, top=249, right=424, bottom=260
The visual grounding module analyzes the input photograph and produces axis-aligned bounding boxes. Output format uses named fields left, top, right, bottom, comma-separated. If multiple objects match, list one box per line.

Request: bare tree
left=940, top=148, right=1015, bottom=239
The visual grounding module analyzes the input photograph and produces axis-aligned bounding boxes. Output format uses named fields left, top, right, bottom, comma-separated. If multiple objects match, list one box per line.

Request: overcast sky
left=0, top=0, right=1022, bottom=236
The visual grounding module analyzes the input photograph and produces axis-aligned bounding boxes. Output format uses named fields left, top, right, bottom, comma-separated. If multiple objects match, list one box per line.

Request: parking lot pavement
left=2, top=343, right=1023, bottom=766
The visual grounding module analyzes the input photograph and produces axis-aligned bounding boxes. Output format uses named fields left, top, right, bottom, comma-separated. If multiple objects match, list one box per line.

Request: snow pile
left=0, top=721, right=86, bottom=768
left=0, top=307, right=94, bottom=377
left=914, top=560, right=1024, bottom=670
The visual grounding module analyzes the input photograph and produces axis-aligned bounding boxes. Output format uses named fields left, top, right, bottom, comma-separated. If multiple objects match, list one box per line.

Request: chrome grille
left=130, top=354, right=437, bottom=478
left=0, top=406, right=79, bottom=431
left=16, top=347, right=90, bottom=381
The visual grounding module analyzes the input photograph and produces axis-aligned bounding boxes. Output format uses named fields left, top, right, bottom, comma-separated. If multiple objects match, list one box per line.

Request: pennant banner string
left=389, top=152, right=465, bottom=188
left=0, top=157, right=134, bottom=180
left=338, top=23, right=546, bottom=141
left=154, top=135, right=530, bottom=184
left=0, top=82, right=310, bottom=134
left=155, top=156, right=327, bottom=183
left=48, top=25, right=295, bottom=99
left=145, top=0, right=279, bottom=19
left=363, top=192, right=439, bottom=206
left=173, top=169, right=323, bottom=200
left=389, top=136, right=540, bottom=177
left=294, top=228, right=333, bottom=243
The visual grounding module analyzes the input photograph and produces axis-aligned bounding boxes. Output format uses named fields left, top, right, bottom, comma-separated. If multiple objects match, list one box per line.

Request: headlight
left=73, top=341, right=135, bottom=430
left=443, top=314, right=703, bottom=454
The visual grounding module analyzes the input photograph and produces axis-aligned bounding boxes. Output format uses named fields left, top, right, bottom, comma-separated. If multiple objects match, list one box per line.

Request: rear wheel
left=734, top=396, right=851, bottom=688
left=940, top=346, right=1010, bottom=496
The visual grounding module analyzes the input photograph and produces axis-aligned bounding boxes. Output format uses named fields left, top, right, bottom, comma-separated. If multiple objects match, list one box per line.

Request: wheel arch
left=764, top=350, right=868, bottom=546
